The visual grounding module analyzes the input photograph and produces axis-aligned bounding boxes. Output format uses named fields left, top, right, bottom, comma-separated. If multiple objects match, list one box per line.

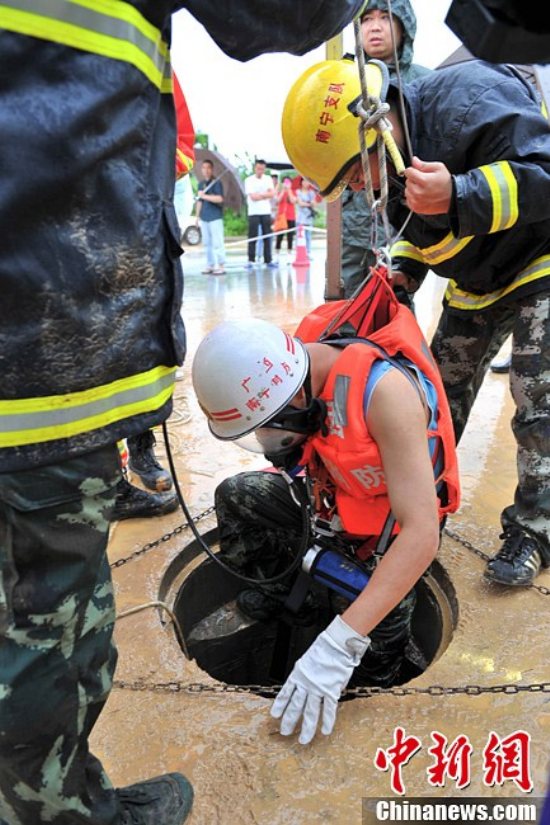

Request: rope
left=352, top=9, right=413, bottom=271
left=182, top=225, right=326, bottom=256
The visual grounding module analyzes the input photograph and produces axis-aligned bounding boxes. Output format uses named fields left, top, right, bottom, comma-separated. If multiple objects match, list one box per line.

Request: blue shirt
left=198, top=178, right=224, bottom=222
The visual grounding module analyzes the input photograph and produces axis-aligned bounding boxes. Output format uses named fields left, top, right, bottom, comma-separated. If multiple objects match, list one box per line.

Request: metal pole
left=324, top=33, right=344, bottom=300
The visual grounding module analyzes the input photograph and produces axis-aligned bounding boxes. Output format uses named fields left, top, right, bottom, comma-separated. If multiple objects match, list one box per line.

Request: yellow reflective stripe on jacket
left=0, top=0, right=172, bottom=92
left=391, top=239, right=426, bottom=264
left=479, top=161, right=519, bottom=233
left=445, top=254, right=550, bottom=311
left=393, top=233, right=474, bottom=267
left=420, top=232, right=474, bottom=266
left=0, top=366, right=176, bottom=448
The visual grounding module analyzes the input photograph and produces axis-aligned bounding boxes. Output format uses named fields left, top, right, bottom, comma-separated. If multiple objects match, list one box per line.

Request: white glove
left=270, top=615, right=371, bottom=745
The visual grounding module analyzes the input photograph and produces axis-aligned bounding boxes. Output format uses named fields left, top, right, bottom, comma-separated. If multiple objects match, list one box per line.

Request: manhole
left=159, top=528, right=458, bottom=695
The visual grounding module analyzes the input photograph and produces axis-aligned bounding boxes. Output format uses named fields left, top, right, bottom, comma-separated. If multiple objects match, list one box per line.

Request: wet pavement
left=95, top=234, right=550, bottom=824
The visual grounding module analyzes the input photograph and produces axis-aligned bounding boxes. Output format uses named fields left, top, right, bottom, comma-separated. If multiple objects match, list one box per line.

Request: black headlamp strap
left=303, top=362, right=313, bottom=406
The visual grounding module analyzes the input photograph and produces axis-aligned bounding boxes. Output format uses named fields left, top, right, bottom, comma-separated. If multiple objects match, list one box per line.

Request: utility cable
left=162, top=421, right=312, bottom=587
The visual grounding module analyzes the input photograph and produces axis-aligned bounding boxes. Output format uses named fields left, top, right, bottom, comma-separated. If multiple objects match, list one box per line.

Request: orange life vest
left=295, top=296, right=460, bottom=538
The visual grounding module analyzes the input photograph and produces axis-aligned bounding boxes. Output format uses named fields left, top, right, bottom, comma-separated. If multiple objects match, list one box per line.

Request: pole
left=324, top=33, right=344, bottom=300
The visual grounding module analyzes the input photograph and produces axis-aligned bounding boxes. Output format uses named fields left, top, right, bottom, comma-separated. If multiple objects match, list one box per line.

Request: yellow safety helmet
left=282, top=58, right=389, bottom=201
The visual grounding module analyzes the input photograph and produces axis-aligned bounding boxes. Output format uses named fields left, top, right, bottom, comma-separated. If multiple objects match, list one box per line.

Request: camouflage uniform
left=431, top=292, right=550, bottom=552
left=216, top=471, right=416, bottom=687
left=0, top=446, right=122, bottom=825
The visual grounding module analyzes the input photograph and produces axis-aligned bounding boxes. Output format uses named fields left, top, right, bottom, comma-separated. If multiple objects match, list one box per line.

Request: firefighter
left=192, top=301, right=459, bottom=744
left=282, top=57, right=550, bottom=587
left=0, top=2, right=364, bottom=823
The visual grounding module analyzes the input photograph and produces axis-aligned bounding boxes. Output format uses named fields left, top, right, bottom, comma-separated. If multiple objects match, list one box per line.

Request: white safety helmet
left=192, top=319, right=310, bottom=454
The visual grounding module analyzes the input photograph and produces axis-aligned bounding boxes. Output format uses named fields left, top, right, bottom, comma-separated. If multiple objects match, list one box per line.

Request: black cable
left=162, top=420, right=312, bottom=586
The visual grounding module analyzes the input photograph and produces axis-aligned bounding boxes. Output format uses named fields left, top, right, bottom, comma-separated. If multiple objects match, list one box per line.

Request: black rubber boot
left=485, top=527, right=547, bottom=585
left=112, top=477, right=179, bottom=521
left=117, top=772, right=193, bottom=824
left=128, top=430, right=173, bottom=492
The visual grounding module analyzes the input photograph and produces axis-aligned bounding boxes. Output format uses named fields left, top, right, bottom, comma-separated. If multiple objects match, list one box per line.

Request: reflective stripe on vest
left=0, top=0, right=172, bottom=92
left=0, top=366, right=176, bottom=447
left=445, top=254, right=550, bottom=311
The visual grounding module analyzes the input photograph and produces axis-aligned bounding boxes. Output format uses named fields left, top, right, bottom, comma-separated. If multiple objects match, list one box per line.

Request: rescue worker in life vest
left=192, top=301, right=460, bottom=744
left=0, top=1, right=365, bottom=823
left=282, top=57, right=550, bottom=587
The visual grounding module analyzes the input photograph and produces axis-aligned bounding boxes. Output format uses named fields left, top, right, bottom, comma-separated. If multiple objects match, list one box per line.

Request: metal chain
left=110, top=514, right=550, bottom=699
left=443, top=527, right=550, bottom=596
left=109, top=505, right=216, bottom=569
left=109, top=506, right=550, bottom=597
left=113, top=678, right=550, bottom=699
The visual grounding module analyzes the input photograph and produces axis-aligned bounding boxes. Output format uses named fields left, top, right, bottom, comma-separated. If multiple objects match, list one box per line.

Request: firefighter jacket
left=0, top=0, right=363, bottom=471
left=389, top=60, right=550, bottom=312
left=295, top=299, right=460, bottom=537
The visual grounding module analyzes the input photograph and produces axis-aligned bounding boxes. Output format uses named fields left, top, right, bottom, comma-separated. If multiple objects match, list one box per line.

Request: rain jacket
left=342, top=0, right=431, bottom=249
left=390, top=60, right=550, bottom=312
left=0, top=0, right=363, bottom=472
left=295, top=297, right=460, bottom=538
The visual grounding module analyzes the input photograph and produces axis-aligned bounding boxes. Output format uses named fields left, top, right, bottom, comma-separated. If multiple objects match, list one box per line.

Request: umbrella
left=192, top=148, right=246, bottom=212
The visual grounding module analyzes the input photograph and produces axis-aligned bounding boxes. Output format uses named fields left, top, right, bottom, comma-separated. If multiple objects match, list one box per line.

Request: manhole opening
left=165, top=531, right=458, bottom=698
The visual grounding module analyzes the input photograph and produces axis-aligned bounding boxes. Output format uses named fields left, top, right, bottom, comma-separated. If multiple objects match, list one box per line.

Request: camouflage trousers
left=0, top=445, right=122, bottom=825
left=215, top=471, right=417, bottom=687
left=431, top=291, right=550, bottom=552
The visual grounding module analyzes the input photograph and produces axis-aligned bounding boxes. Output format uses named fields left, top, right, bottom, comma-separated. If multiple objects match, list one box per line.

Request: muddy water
left=95, top=245, right=550, bottom=824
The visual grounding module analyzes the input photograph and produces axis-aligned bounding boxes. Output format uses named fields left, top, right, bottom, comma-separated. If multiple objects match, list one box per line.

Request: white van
left=174, top=175, right=201, bottom=246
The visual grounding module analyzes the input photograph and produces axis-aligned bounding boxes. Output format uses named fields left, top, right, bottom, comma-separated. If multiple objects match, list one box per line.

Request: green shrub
left=224, top=208, right=247, bottom=236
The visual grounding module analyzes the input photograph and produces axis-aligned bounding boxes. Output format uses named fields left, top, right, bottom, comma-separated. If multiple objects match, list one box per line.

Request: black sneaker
left=490, top=354, right=511, bottom=374
left=112, top=477, right=179, bottom=521
left=128, top=430, right=172, bottom=492
left=485, top=527, right=546, bottom=585
left=117, top=772, right=193, bottom=824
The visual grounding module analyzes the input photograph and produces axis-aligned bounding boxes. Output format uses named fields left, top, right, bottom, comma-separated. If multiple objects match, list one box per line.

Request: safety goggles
left=236, top=403, right=314, bottom=454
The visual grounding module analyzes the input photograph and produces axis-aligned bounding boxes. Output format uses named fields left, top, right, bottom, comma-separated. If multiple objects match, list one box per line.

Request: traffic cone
left=292, top=225, right=309, bottom=268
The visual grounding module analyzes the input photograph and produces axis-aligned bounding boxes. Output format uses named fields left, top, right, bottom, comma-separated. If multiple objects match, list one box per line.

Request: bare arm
left=343, top=368, right=440, bottom=637
left=249, top=187, right=274, bottom=202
